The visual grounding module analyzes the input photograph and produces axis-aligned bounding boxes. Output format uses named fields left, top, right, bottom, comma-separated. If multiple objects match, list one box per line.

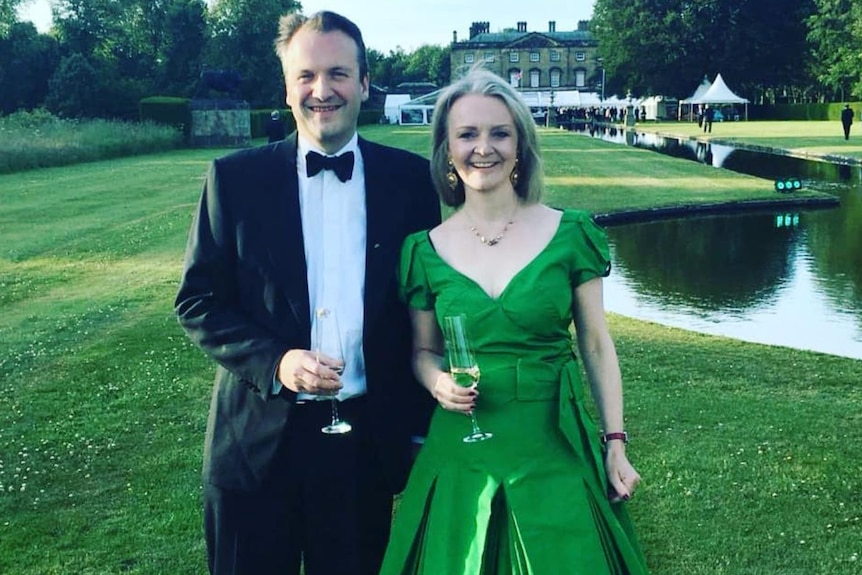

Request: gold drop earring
left=510, top=158, right=520, bottom=188
left=447, top=157, right=459, bottom=191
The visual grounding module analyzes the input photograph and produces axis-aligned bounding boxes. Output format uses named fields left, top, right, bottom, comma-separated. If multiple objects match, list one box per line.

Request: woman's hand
left=431, top=372, right=477, bottom=414
left=604, top=445, right=641, bottom=503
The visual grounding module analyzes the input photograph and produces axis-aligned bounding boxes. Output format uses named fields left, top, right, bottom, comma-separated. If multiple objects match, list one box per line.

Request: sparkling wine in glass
left=315, top=308, right=352, bottom=435
left=443, top=314, right=492, bottom=443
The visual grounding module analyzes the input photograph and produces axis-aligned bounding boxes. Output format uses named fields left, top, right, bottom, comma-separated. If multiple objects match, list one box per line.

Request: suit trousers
left=204, top=396, right=394, bottom=575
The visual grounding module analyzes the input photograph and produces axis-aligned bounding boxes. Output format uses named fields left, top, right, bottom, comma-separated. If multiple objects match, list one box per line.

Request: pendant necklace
left=465, top=207, right=517, bottom=247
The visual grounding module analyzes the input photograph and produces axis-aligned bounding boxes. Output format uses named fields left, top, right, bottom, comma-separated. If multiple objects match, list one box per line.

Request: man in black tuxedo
left=175, top=10, right=440, bottom=575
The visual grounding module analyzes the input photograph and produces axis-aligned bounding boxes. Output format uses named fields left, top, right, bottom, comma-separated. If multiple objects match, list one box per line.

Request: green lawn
left=640, top=119, right=862, bottom=162
left=0, top=127, right=859, bottom=574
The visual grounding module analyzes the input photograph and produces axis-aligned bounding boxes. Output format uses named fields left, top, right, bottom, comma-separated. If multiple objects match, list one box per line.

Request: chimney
left=549, top=21, right=556, bottom=33
left=577, top=20, right=590, bottom=31
left=453, top=30, right=457, bottom=43
left=517, top=21, right=527, bottom=33
left=469, top=22, right=480, bottom=39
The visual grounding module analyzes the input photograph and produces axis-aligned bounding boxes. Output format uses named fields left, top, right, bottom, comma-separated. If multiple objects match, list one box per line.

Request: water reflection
left=581, top=126, right=862, bottom=359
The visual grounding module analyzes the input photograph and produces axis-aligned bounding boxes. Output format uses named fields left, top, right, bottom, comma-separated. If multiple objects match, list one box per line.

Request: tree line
left=592, top=0, right=862, bottom=104
left=2, top=0, right=860, bottom=119
left=0, top=0, right=450, bottom=119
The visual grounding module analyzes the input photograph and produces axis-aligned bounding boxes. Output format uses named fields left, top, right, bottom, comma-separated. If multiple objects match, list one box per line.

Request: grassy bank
left=639, top=119, right=862, bottom=162
left=0, top=129, right=859, bottom=574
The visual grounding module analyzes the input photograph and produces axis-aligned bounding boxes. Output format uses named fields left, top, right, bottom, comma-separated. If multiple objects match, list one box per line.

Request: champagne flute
left=315, top=308, right=352, bottom=435
left=443, top=314, right=492, bottom=443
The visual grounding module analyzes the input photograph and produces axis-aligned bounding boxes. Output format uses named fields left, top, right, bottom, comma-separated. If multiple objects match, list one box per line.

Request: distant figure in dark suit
left=703, top=105, right=715, bottom=133
left=265, top=110, right=286, bottom=142
left=841, top=104, right=854, bottom=140
left=175, top=10, right=440, bottom=575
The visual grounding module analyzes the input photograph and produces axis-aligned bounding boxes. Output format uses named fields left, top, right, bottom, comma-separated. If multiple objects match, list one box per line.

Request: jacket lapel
left=361, top=138, right=403, bottom=329
left=267, top=133, right=311, bottom=330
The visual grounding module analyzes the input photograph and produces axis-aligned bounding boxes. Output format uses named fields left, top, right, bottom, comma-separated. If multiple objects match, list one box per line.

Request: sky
left=18, top=0, right=596, bottom=54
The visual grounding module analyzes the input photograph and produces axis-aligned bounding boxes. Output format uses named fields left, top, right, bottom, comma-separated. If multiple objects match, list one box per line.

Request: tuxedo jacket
left=175, top=132, right=441, bottom=493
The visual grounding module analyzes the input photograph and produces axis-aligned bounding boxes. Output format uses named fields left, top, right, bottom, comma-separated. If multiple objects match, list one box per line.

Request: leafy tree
left=368, top=45, right=450, bottom=91
left=403, top=45, right=450, bottom=88
left=368, top=48, right=407, bottom=90
left=158, top=0, right=207, bottom=96
left=0, top=0, right=28, bottom=37
left=592, top=0, right=816, bottom=102
left=0, top=21, right=60, bottom=113
left=807, top=0, right=862, bottom=100
left=45, top=52, right=102, bottom=117
left=206, top=0, right=301, bottom=107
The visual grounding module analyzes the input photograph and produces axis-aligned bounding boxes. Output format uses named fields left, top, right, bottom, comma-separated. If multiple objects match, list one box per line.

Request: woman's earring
left=447, top=157, right=459, bottom=191
left=510, top=158, right=520, bottom=188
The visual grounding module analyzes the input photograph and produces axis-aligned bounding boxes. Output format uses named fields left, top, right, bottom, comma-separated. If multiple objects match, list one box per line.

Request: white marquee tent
left=680, top=73, right=750, bottom=121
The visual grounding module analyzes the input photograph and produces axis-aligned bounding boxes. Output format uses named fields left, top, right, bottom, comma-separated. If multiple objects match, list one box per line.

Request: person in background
left=703, top=105, right=715, bottom=133
left=175, top=10, right=440, bottom=575
left=380, top=67, right=649, bottom=574
left=265, top=109, right=286, bottom=142
left=841, top=104, right=854, bottom=140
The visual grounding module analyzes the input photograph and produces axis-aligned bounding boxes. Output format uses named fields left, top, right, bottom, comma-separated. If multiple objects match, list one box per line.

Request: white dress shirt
left=296, top=133, right=367, bottom=401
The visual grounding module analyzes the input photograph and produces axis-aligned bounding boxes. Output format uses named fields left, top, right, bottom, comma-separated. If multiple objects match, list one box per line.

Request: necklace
left=465, top=209, right=516, bottom=247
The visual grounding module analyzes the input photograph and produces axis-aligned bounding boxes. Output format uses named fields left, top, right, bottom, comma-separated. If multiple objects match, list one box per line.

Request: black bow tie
left=305, top=150, right=354, bottom=182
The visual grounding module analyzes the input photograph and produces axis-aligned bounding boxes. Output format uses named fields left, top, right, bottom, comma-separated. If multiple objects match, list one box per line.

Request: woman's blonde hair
left=430, top=66, right=544, bottom=206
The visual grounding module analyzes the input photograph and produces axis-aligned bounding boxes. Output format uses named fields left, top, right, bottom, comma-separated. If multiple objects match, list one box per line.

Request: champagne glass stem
left=469, top=413, right=483, bottom=436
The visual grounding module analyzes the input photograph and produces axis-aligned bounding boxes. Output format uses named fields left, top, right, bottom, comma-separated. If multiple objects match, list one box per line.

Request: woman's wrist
left=601, top=431, right=628, bottom=445
left=431, top=372, right=447, bottom=400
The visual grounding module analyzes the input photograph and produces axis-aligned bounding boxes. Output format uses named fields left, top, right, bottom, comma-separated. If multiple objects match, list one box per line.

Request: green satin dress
left=379, top=209, right=649, bottom=575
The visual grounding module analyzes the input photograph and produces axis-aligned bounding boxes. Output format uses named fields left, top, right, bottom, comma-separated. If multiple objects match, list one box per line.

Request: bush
left=140, top=97, right=192, bottom=142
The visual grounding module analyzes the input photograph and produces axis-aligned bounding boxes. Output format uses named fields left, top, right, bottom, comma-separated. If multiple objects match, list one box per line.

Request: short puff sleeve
left=568, top=211, right=612, bottom=287
left=398, top=232, right=435, bottom=310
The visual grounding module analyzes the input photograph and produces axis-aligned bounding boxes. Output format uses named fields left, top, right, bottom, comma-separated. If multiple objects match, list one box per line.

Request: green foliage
left=45, top=53, right=103, bottom=118
left=249, top=108, right=294, bottom=139
left=140, top=96, right=192, bottom=141
left=755, top=102, right=862, bottom=121
left=0, top=21, right=60, bottom=114
left=807, top=0, right=862, bottom=99
left=206, top=0, right=301, bottom=107
left=358, top=109, right=384, bottom=126
left=157, top=0, right=208, bottom=97
left=369, top=45, right=450, bottom=91
left=0, top=114, right=183, bottom=174
left=0, top=0, right=26, bottom=37
left=592, top=0, right=817, bottom=102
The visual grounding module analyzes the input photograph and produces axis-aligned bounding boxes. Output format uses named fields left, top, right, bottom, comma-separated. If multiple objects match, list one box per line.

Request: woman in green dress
left=380, top=68, right=649, bottom=575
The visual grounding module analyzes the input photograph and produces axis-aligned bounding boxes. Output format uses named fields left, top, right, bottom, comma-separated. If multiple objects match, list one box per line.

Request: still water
left=583, top=128, right=862, bottom=360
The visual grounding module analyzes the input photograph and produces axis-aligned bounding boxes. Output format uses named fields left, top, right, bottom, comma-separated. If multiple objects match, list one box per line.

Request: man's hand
left=277, top=349, right=344, bottom=395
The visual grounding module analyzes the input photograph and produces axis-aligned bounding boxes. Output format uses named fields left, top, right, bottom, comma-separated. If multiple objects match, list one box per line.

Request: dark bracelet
left=601, top=431, right=628, bottom=445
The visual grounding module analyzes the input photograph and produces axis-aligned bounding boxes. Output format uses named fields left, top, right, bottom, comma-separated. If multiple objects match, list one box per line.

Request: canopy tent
left=678, top=76, right=712, bottom=121
left=680, top=73, right=750, bottom=121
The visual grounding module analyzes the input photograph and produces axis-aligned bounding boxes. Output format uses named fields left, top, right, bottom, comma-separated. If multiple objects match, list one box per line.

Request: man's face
left=282, top=28, right=369, bottom=154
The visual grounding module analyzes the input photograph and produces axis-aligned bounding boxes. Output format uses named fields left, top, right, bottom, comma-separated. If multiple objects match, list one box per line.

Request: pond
left=579, top=126, right=862, bottom=360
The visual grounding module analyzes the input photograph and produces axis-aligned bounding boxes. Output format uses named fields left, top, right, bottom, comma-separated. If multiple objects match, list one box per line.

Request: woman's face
left=447, top=94, right=519, bottom=195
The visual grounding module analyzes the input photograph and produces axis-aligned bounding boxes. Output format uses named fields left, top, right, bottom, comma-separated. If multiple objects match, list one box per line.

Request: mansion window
left=509, top=52, right=520, bottom=63
left=550, top=69, right=561, bottom=88
left=530, top=52, right=540, bottom=62
left=575, top=52, right=585, bottom=62
left=484, top=51, right=495, bottom=62
left=509, top=69, right=522, bottom=87
left=575, top=69, right=586, bottom=87
left=464, top=53, right=474, bottom=64
left=550, top=50, right=560, bottom=62
left=530, top=69, right=540, bottom=88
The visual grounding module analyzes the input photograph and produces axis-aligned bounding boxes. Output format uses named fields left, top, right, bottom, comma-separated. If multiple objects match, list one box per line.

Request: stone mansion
left=449, top=20, right=600, bottom=93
